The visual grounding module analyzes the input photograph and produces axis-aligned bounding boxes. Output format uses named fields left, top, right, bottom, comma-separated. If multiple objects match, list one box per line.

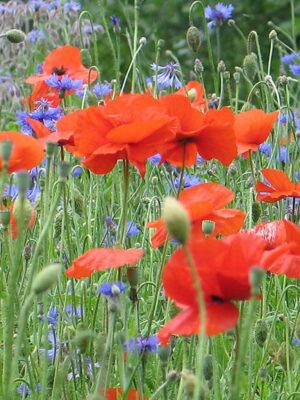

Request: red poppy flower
left=256, top=169, right=300, bottom=203
left=175, top=80, right=206, bottom=111
left=250, top=220, right=300, bottom=278
left=64, top=93, right=176, bottom=176
left=157, top=94, right=237, bottom=167
left=148, top=182, right=245, bottom=248
left=100, top=387, right=146, bottom=400
left=0, top=131, right=44, bottom=173
left=23, top=81, right=60, bottom=111
left=26, top=46, right=97, bottom=85
left=26, top=111, right=81, bottom=154
left=234, top=109, right=278, bottom=156
left=65, top=248, right=144, bottom=279
left=158, top=233, right=267, bottom=345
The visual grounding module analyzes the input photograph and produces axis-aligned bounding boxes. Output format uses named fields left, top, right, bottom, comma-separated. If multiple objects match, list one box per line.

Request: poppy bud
left=252, top=202, right=261, bottom=224
left=73, top=189, right=84, bottom=215
left=32, top=263, right=62, bottom=295
left=203, top=354, right=213, bottom=381
left=12, top=196, right=35, bottom=228
left=162, top=197, right=190, bottom=245
left=255, top=319, right=268, bottom=347
left=158, top=344, right=172, bottom=366
left=269, top=30, right=277, bottom=40
left=0, top=140, right=13, bottom=163
left=46, top=142, right=57, bottom=157
left=187, top=88, right=197, bottom=102
left=243, top=53, right=258, bottom=81
left=258, top=367, right=268, bottom=380
left=194, top=58, right=204, bottom=74
left=186, top=26, right=201, bottom=52
left=0, top=209, right=10, bottom=227
left=277, top=342, right=295, bottom=370
left=80, top=48, right=93, bottom=68
left=217, top=60, right=226, bottom=73
left=202, top=220, right=215, bottom=236
left=233, top=71, right=240, bottom=84
left=5, top=29, right=26, bottom=43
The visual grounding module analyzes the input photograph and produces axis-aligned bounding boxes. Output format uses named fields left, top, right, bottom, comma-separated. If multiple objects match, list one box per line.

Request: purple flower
left=174, top=174, right=202, bottom=189
left=27, top=29, right=45, bottom=43
left=65, top=304, right=82, bottom=318
left=259, top=142, right=272, bottom=158
left=47, top=307, right=58, bottom=325
left=3, top=180, right=40, bottom=204
left=99, top=282, right=127, bottom=297
left=64, top=1, right=81, bottom=13
left=151, top=61, right=182, bottom=90
left=35, top=63, right=44, bottom=73
left=205, top=3, right=234, bottom=28
left=72, top=166, right=83, bottom=177
left=148, top=153, right=161, bottom=165
left=126, top=221, right=140, bottom=238
left=124, top=335, right=158, bottom=353
left=45, top=74, right=83, bottom=92
left=281, top=53, right=298, bottom=65
left=289, top=64, right=300, bottom=76
left=111, top=16, right=121, bottom=32
left=93, top=82, right=112, bottom=97
left=277, top=146, right=289, bottom=164
left=83, top=24, right=104, bottom=35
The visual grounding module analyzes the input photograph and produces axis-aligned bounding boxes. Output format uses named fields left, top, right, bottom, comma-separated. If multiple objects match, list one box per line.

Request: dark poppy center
left=52, top=66, right=67, bottom=76
left=211, top=295, right=224, bottom=303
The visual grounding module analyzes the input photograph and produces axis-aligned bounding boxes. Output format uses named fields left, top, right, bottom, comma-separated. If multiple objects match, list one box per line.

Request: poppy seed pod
left=5, top=29, right=26, bottom=43
left=203, top=354, right=213, bottom=381
left=186, top=26, right=201, bottom=52
left=202, top=220, right=215, bottom=236
left=255, top=319, right=268, bottom=347
left=32, top=263, right=62, bottom=295
left=243, top=53, right=258, bottom=81
left=162, top=197, right=190, bottom=245
left=12, top=196, right=35, bottom=228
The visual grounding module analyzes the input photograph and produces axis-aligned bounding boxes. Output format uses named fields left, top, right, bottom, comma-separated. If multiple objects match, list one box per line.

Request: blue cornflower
left=151, top=61, right=182, bottom=90
left=93, top=81, right=112, bottom=97
left=111, top=16, right=121, bottom=32
left=277, top=146, right=289, bottom=163
left=65, top=304, right=82, bottom=318
left=45, top=74, right=83, bottom=92
left=174, top=174, right=202, bottom=189
left=83, top=24, right=104, bottom=35
left=296, top=118, right=300, bottom=133
left=126, top=221, right=140, bottom=238
left=18, top=383, right=31, bottom=396
left=124, top=335, right=158, bottom=353
left=289, top=64, right=300, bottom=76
left=292, top=337, right=300, bottom=347
left=27, top=29, right=45, bottom=43
left=281, top=53, right=298, bottom=65
left=259, top=142, right=272, bottom=158
left=99, top=282, right=127, bottom=297
left=3, top=180, right=40, bottom=204
left=205, top=3, right=234, bottom=28
left=35, top=63, right=43, bottom=73
left=72, top=166, right=83, bottom=177
left=64, top=1, right=81, bottom=13
left=47, top=307, right=58, bottom=325
left=148, top=153, right=161, bottom=165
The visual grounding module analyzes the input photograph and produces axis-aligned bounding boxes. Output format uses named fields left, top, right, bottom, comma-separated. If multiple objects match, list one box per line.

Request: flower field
left=1, top=0, right=300, bottom=399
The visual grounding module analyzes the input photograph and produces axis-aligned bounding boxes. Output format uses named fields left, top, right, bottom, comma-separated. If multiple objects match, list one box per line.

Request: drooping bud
left=12, top=196, right=35, bottom=229
left=243, top=53, right=258, bottom=81
left=186, top=26, right=201, bottom=52
left=277, top=342, right=295, bottom=370
left=255, top=319, right=268, bottom=347
left=194, top=58, right=204, bottom=74
left=252, top=202, right=261, bottom=224
left=80, top=48, right=93, bottom=68
left=162, top=197, right=190, bottom=245
left=32, top=263, right=62, bottom=295
left=5, top=29, right=26, bottom=43
left=201, top=220, right=215, bottom=236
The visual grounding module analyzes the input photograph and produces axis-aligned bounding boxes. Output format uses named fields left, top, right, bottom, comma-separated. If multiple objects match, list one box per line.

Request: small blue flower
left=292, top=337, right=300, bottom=347
left=47, top=307, right=58, bottom=325
left=18, top=383, right=31, bottom=396
left=111, top=16, right=121, bottom=32
left=289, top=64, right=300, bottom=76
left=259, top=142, right=272, bottom=158
left=65, top=304, right=82, bottom=318
left=3, top=180, right=40, bottom=204
left=93, top=81, right=112, bottom=97
left=295, top=171, right=300, bottom=181
left=281, top=53, right=298, bottom=65
left=174, top=174, right=202, bottom=189
left=64, top=1, right=81, bottom=13
left=277, top=146, right=289, bottom=163
left=35, top=63, right=44, bottom=73
left=124, top=335, right=158, bottom=353
left=45, top=74, right=83, bottom=92
left=148, top=153, right=162, bottom=165
left=83, top=24, right=104, bottom=35
left=205, top=3, right=234, bottom=28
left=27, top=29, right=45, bottom=43
left=99, top=282, right=127, bottom=297
left=72, top=166, right=83, bottom=177
left=151, top=61, right=182, bottom=90
left=126, top=221, right=140, bottom=238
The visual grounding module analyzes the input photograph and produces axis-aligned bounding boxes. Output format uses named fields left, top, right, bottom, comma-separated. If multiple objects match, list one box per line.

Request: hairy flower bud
left=255, top=319, right=268, bottom=347
left=277, top=342, right=295, bottom=370
left=243, top=53, right=258, bottom=81
left=162, top=197, right=190, bottom=245
left=80, top=48, right=93, bottom=68
left=32, top=263, right=62, bottom=295
left=5, top=29, right=26, bottom=43
left=186, top=26, right=201, bottom=52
